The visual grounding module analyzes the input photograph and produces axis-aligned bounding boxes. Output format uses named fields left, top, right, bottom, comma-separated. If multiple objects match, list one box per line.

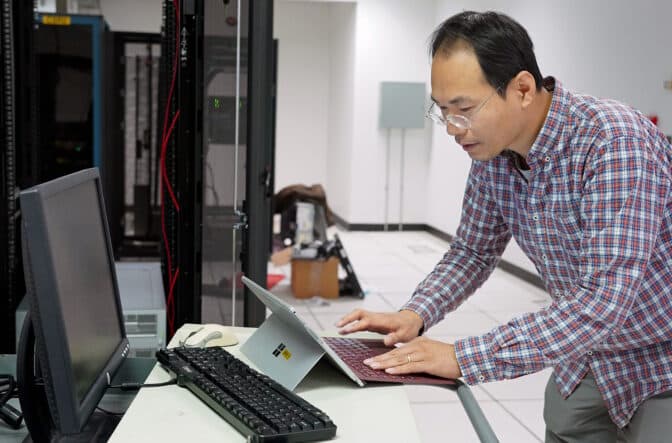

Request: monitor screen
left=41, top=178, right=123, bottom=404
left=18, top=168, right=129, bottom=436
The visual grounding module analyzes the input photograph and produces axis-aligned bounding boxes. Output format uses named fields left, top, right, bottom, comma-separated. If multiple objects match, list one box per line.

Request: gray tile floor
left=268, top=228, right=552, bottom=442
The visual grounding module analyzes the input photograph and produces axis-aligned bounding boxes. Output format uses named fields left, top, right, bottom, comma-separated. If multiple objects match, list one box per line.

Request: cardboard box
left=291, top=257, right=339, bottom=299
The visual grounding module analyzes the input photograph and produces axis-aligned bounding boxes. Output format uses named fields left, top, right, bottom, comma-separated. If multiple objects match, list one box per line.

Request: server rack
left=33, top=13, right=122, bottom=250
left=159, top=0, right=274, bottom=336
left=173, top=0, right=204, bottom=330
left=159, top=0, right=204, bottom=333
left=112, top=31, right=162, bottom=258
left=1, top=0, right=18, bottom=354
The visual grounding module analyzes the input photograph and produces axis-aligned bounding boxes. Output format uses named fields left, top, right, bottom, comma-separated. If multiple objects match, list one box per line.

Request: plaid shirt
left=403, top=78, right=672, bottom=428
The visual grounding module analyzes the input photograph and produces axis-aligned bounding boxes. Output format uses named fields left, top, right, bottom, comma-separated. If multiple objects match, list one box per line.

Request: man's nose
left=446, top=123, right=467, bottom=137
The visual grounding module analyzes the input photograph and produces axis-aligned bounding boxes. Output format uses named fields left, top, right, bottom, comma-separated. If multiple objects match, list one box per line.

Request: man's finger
left=364, top=348, right=410, bottom=369
left=335, top=310, right=365, bottom=328
left=382, top=350, right=424, bottom=373
left=386, top=361, right=422, bottom=375
left=338, top=317, right=373, bottom=335
left=383, top=332, right=398, bottom=346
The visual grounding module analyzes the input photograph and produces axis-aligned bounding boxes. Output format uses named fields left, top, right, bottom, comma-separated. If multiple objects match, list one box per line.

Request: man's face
left=430, top=49, right=519, bottom=161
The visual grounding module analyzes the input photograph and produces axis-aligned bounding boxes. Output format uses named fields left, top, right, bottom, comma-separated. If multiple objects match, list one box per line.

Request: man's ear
left=513, top=71, right=537, bottom=109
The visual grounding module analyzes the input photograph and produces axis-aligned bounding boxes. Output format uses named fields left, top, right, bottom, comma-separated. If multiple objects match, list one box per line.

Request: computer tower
left=115, top=262, right=167, bottom=358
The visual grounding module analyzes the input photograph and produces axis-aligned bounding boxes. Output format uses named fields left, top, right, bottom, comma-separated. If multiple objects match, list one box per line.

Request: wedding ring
left=407, top=354, right=412, bottom=364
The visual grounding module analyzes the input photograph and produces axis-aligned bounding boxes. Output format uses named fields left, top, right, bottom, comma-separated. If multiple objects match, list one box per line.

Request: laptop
left=240, top=276, right=456, bottom=391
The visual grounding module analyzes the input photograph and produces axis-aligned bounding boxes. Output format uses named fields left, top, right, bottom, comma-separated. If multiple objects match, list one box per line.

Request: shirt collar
left=525, top=76, right=569, bottom=167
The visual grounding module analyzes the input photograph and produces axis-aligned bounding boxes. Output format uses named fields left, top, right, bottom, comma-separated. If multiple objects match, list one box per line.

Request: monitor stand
left=16, top=314, right=121, bottom=443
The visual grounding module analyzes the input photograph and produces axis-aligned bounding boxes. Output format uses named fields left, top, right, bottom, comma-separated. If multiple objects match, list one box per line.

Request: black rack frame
left=1, top=0, right=34, bottom=354
left=173, top=0, right=205, bottom=326
left=243, top=0, right=275, bottom=327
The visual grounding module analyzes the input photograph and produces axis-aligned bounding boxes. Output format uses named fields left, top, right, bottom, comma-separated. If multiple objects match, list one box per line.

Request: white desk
left=109, top=325, right=422, bottom=442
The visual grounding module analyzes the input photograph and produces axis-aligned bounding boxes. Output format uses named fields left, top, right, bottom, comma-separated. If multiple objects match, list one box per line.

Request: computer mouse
left=183, top=324, right=239, bottom=348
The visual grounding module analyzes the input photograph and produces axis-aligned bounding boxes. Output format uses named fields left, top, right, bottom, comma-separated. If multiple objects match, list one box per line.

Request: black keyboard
left=156, top=347, right=337, bottom=442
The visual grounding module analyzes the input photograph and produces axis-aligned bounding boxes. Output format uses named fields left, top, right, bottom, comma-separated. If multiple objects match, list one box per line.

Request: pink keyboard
left=323, top=337, right=456, bottom=385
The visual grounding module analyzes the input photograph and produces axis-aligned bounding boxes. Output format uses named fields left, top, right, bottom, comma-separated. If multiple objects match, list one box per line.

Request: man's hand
left=363, top=337, right=463, bottom=379
left=336, top=309, right=423, bottom=346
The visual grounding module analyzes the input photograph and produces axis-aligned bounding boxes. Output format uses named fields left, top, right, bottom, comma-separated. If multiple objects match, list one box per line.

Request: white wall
left=273, top=2, right=331, bottom=193
left=429, top=0, right=672, bottom=272
left=325, top=3, right=357, bottom=220
left=518, top=1, right=672, bottom=136
left=348, top=0, right=436, bottom=224
left=274, top=0, right=435, bottom=225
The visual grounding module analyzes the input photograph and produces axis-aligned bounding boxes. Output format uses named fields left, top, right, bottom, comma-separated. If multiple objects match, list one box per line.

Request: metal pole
left=231, top=0, right=242, bottom=327
left=399, top=128, right=405, bottom=231
left=384, top=128, right=391, bottom=231
left=146, top=44, right=153, bottom=232
left=451, top=381, right=499, bottom=443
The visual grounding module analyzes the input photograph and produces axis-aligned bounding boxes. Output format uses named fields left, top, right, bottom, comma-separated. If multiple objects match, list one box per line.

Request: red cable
left=161, top=111, right=180, bottom=335
left=159, top=163, right=173, bottom=285
left=159, top=111, right=180, bottom=332
left=160, top=0, right=180, bottom=149
left=167, top=268, right=180, bottom=333
left=160, top=5, right=179, bottom=281
left=161, top=111, right=181, bottom=211
left=160, top=0, right=181, bottom=336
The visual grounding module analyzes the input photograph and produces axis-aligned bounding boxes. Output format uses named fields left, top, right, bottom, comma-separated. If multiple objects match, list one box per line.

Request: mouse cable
left=108, top=378, right=177, bottom=392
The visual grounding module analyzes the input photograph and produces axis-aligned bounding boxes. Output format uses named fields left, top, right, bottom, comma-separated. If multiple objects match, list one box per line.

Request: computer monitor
left=17, top=168, right=130, bottom=441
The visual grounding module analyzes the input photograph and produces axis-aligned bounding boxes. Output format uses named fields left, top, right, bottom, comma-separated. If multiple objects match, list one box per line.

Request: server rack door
left=200, top=0, right=251, bottom=326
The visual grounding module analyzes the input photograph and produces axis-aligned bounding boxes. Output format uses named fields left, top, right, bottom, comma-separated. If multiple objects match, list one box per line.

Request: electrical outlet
left=665, top=80, right=672, bottom=90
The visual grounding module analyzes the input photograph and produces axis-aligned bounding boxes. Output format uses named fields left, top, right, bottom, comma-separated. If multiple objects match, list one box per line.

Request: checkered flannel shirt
left=403, top=78, right=672, bottom=427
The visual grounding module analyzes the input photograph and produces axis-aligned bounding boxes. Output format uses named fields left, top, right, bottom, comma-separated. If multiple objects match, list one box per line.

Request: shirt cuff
left=400, top=299, right=435, bottom=331
left=454, top=333, right=499, bottom=385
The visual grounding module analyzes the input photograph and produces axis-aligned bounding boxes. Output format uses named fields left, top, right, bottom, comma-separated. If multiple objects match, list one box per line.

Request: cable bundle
left=0, top=374, right=22, bottom=429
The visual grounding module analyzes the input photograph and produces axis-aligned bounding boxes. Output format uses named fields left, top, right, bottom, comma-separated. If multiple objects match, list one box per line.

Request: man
left=337, top=11, right=672, bottom=442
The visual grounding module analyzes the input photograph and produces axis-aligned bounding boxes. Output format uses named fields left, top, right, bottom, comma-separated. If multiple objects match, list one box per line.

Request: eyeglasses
left=425, top=88, right=500, bottom=131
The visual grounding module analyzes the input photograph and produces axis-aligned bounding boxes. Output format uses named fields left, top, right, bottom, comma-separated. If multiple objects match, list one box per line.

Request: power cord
left=107, top=378, right=177, bottom=392
left=97, top=378, right=178, bottom=417
left=0, top=374, right=23, bottom=430
left=95, top=406, right=125, bottom=417
left=0, top=373, right=177, bottom=429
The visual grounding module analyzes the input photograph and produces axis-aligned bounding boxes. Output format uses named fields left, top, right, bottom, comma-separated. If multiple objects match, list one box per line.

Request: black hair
left=430, top=11, right=543, bottom=96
